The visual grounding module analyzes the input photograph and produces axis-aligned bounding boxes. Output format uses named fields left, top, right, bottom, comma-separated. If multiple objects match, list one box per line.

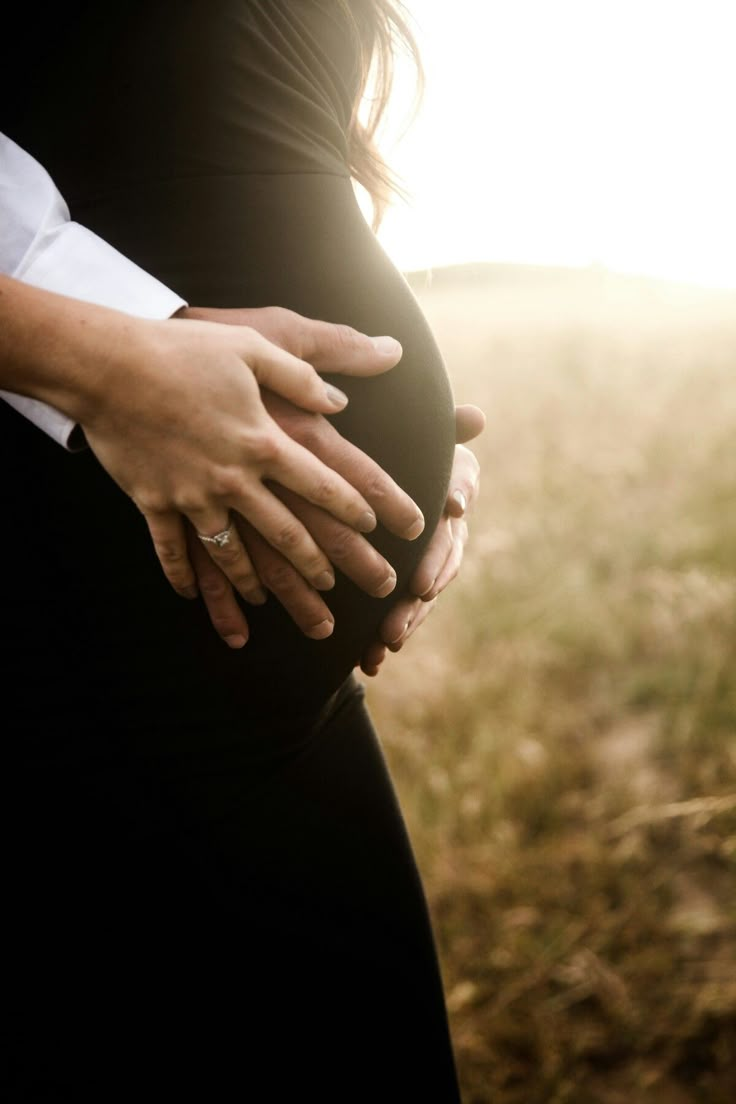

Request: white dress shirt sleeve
left=0, top=132, right=187, bottom=449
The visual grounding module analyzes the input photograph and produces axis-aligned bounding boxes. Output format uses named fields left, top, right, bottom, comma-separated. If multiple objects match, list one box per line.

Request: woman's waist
left=47, top=172, right=453, bottom=713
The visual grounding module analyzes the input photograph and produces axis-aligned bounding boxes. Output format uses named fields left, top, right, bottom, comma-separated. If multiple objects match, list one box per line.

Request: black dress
left=2, top=3, right=460, bottom=1100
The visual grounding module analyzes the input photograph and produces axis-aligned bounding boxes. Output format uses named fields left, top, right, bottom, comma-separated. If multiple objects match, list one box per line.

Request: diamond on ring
left=197, top=523, right=234, bottom=549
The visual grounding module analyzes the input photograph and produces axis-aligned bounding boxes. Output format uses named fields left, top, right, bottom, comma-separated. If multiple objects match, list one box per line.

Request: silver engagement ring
left=197, top=522, right=235, bottom=550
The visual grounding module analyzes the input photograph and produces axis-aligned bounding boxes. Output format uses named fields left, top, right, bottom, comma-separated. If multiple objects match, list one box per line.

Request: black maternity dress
left=1, top=2, right=459, bottom=1100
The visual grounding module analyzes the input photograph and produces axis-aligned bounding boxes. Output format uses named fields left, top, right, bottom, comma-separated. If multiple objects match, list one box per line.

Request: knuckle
left=239, top=323, right=263, bottom=347
left=258, top=305, right=288, bottom=331
left=199, top=574, right=229, bottom=600
left=287, top=312, right=314, bottom=356
left=304, top=551, right=329, bottom=578
left=273, top=520, right=302, bottom=553
left=231, top=564, right=259, bottom=590
left=260, top=559, right=296, bottom=593
left=167, top=569, right=192, bottom=592
left=294, top=414, right=324, bottom=451
left=249, top=429, right=281, bottom=466
left=210, top=467, right=244, bottom=500
left=136, top=490, right=168, bottom=515
left=309, top=475, right=339, bottom=506
left=272, top=306, right=300, bottom=340
left=155, top=538, right=185, bottom=566
left=331, top=323, right=363, bottom=353
left=323, top=527, right=355, bottom=564
left=363, top=474, right=390, bottom=507
left=212, top=545, right=241, bottom=568
left=174, top=489, right=208, bottom=515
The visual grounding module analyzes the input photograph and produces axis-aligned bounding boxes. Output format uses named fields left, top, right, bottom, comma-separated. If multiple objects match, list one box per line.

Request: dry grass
left=366, top=266, right=736, bottom=1103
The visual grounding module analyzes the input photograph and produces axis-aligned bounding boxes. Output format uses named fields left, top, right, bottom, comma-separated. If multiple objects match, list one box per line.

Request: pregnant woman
left=2, top=2, right=476, bottom=1099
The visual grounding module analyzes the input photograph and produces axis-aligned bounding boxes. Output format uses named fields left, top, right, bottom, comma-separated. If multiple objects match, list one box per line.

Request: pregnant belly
left=11, top=174, right=456, bottom=737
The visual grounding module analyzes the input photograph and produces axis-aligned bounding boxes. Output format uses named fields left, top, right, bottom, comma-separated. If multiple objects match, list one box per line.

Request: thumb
left=295, top=318, right=403, bottom=376
left=455, top=404, right=486, bottom=443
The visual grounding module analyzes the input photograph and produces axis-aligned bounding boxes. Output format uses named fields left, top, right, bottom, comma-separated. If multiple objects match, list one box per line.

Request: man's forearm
left=0, top=275, right=144, bottom=424
left=0, top=131, right=186, bottom=447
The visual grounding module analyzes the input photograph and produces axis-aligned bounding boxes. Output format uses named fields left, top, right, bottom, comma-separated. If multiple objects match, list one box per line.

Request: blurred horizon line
left=401, top=259, right=736, bottom=296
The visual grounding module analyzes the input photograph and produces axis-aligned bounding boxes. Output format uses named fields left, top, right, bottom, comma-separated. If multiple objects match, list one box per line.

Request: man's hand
left=81, top=305, right=418, bottom=605
left=358, top=403, right=485, bottom=676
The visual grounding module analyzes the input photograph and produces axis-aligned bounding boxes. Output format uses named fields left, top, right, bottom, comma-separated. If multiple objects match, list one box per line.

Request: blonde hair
left=339, top=0, right=424, bottom=228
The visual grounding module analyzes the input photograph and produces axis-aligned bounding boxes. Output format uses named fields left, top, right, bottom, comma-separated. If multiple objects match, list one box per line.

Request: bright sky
left=374, top=0, right=736, bottom=289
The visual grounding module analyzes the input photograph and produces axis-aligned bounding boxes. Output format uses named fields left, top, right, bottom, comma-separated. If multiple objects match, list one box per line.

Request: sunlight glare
left=373, top=0, right=736, bottom=288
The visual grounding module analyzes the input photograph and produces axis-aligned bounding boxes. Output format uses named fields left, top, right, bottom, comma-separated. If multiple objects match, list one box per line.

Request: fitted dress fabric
left=2, top=2, right=460, bottom=1099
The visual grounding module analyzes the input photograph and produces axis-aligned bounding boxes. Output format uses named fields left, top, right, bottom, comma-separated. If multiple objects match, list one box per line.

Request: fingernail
left=324, top=384, right=348, bottom=409
left=307, top=618, right=334, bottom=640
left=225, top=634, right=247, bottom=649
left=315, top=570, right=335, bottom=591
left=374, top=570, right=397, bottom=598
left=419, top=577, right=436, bottom=598
left=182, top=584, right=198, bottom=600
left=358, top=511, right=377, bottom=533
left=403, top=513, right=425, bottom=540
left=387, top=620, right=410, bottom=645
left=372, top=336, right=402, bottom=359
left=452, top=490, right=467, bottom=513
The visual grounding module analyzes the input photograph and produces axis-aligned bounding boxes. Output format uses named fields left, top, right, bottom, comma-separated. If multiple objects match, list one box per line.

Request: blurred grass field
left=366, top=266, right=736, bottom=1104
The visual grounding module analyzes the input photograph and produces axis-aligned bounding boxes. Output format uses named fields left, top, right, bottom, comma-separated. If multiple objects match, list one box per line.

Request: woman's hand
left=190, top=402, right=485, bottom=652
left=79, top=307, right=415, bottom=603
left=358, top=404, right=485, bottom=676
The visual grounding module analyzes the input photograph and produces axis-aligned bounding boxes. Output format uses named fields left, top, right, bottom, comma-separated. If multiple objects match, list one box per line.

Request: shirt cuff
left=10, top=221, right=186, bottom=449
left=0, top=390, right=86, bottom=450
